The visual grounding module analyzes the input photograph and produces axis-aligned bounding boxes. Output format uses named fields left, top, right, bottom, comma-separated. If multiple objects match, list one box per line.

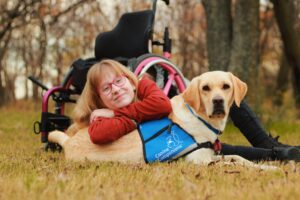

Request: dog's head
left=182, top=71, right=247, bottom=120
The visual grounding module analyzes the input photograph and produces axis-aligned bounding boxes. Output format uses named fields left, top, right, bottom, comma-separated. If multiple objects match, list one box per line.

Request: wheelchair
left=29, top=0, right=188, bottom=151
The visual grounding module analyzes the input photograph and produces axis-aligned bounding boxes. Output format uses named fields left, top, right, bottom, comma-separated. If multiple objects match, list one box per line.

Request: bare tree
left=202, top=0, right=231, bottom=71
left=202, top=0, right=260, bottom=105
left=272, top=0, right=300, bottom=115
left=0, top=0, right=94, bottom=105
left=170, top=0, right=207, bottom=79
left=0, top=0, right=42, bottom=105
left=229, top=0, right=259, bottom=84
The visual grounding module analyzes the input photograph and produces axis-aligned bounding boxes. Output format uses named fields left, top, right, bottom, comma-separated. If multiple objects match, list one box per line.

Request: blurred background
left=1, top=0, right=300, bottom=120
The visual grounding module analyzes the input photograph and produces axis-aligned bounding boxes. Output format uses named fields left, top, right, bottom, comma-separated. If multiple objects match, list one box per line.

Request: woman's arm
left=114, top=78, right=172, bottom=123
left=88, top=116, right=136, bottom=144
left=88, top=78, right=171, bottom=144
left=90, top=108, right=114, bottom=123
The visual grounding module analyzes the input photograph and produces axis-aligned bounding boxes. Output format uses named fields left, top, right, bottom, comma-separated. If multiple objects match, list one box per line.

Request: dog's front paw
left=185, top=149, right=216, bottom=165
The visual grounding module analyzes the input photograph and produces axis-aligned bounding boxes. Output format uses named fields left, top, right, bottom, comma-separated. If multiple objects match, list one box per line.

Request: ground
left=0, top=100, right=299, bottom=200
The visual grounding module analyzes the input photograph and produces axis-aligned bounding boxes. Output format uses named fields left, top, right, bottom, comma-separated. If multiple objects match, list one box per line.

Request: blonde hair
left=73, top=59, right=139, bottom=127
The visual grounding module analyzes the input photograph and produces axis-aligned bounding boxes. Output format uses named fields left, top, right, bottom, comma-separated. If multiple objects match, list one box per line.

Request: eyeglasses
left=100, top=75, right=127, bottom=95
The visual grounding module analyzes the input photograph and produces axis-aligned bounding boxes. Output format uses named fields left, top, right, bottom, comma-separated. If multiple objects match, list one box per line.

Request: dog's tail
left=48, top=130, right=69, bottom=147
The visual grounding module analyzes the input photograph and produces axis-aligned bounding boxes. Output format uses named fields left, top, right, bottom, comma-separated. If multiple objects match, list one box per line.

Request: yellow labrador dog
left=49, top=71, right=275, bottom=170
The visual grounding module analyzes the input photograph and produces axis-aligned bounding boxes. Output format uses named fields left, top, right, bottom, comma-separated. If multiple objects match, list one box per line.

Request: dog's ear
left=229, top=72, right=248, bottom=107
left=182, top=77, right=202, bottom=112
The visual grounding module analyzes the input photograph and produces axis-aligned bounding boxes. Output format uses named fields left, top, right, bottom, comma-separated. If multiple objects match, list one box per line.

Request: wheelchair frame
left=29, top=0, right=188, bottom=151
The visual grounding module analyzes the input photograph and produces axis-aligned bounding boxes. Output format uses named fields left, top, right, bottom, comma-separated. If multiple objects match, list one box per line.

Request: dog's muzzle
left=211, top=97, right=225, bottom=118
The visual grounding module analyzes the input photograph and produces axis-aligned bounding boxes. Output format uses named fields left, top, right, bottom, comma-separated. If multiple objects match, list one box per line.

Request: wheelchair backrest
left=67, top=10, right=155, bottom=94
left=94, top=10, right=154, bottom=60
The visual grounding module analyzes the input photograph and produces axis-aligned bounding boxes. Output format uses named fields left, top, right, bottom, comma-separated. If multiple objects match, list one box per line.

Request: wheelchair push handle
left=28, top=75, right=60, bottom=100
left=28, top=76, right=49, bottom=91
left=163, top=27, right=172, bottom=53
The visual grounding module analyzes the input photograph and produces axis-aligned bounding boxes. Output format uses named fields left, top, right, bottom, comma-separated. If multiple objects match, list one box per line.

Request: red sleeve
left=113, top=78, right=172, bottom=123
left=88, top=116, right=136, bottom=144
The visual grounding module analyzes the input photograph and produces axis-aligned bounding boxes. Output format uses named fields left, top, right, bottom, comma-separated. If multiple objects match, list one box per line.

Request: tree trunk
left=273, top=53, right=290, bottom=106
left=202, top=0, right=231, bottom=71
left=228, top=0, right=259, bottom=106
left=177, top=0, right=195, bottom=79
left=203, top=0, right=260, bottom=106
left=0, top=64, right=5, bottom=106
left=37, top=20, right=47, bottom=82
left=0, top=32, right=11, bottom=106
left=272, top=0, right=300, bottom=114
left=291, top=66, right=300, bottom=113
left=229, top=0, right=259, bottom=83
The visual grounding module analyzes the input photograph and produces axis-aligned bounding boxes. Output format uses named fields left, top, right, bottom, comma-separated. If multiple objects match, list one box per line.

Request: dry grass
left=0, top=101, right=300, bottom=200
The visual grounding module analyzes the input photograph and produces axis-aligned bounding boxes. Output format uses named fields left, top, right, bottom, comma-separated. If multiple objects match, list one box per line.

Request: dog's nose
left=213, top=97, right=224, bottom=105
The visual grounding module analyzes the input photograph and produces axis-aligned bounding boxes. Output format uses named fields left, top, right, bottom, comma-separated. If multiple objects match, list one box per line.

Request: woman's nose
left=111, top=84, right=121, bottom=93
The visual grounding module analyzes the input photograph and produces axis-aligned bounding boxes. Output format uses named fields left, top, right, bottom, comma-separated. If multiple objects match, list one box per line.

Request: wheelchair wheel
left=132, top=53, right=187, bottom=97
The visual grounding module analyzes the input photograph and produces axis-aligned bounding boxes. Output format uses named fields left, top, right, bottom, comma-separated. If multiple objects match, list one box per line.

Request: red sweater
left=88, top=78, right=172, bottom=144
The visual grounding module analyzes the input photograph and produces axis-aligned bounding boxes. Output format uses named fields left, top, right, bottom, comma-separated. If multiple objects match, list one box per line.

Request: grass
left=0, top=101, right=300, bottom=200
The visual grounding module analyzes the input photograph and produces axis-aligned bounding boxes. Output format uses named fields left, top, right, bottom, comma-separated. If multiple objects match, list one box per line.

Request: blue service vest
left=138, top=117, right=199, bottom=163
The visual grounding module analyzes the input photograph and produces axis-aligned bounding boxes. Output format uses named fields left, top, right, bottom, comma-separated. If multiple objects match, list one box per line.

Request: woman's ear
left=182, top=77, right=203, bottom=113
left=228, top=72, right=248, bottom=107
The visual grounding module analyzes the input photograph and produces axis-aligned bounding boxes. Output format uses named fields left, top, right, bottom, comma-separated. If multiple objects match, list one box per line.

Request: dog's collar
left=185, top=103, right=222, bottom=135
left=196, top=139, right=222, bottom=154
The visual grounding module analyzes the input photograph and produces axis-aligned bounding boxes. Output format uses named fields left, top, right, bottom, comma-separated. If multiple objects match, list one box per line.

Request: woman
left=73, top=59, right=300, bottom=162
left=73, top=59, right=172, bottom=144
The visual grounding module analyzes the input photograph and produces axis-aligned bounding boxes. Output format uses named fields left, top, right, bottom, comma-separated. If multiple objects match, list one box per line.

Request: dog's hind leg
left=217, top=155, right=278, bottom=171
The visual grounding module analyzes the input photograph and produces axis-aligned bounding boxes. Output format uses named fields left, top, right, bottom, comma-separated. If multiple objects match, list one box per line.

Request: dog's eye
left=223, top=84, right=230, bottom=90
left=202, top=85, right=210, bottom=91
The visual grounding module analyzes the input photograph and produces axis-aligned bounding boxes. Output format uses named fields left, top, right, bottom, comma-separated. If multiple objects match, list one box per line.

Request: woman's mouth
left=114, top=94, right=124, bottom=101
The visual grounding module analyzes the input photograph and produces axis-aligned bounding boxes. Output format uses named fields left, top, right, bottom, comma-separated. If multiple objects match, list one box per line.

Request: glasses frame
left=100, top=75, right=127, bottom=96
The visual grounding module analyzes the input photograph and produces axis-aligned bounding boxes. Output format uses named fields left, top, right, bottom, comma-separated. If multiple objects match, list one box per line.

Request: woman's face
left=97, top=68, right=136, bottom=110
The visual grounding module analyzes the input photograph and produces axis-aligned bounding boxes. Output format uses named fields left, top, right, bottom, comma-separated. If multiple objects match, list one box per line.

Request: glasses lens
left=102, top=85, right=111, bottom=95
left=114, top=76, right=126, bottom=86
left=101, top=76, right=126, bottom=96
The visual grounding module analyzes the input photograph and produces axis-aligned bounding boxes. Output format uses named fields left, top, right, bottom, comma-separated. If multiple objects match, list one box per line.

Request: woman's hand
left=90, top=108, right=115, bottom=123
